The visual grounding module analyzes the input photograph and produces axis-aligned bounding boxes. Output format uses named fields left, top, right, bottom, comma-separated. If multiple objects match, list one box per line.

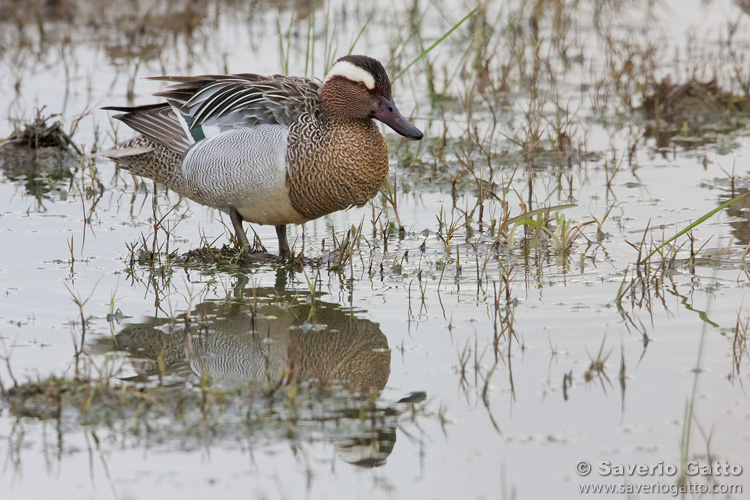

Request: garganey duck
left=102, top=55, right=423, bottom=260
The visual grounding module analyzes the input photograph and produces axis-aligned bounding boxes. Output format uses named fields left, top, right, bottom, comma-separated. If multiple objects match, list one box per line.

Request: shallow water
left=1, top=0, right=750, bottom=499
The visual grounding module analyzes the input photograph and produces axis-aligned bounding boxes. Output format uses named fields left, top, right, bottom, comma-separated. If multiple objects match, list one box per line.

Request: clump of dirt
left=181, top=245, right=242, bottom=264
left=642, top=76, right=750, bottom=125
left=179, top=244, right=283, bottom=267
left=0, top=113, right=81, bottom=154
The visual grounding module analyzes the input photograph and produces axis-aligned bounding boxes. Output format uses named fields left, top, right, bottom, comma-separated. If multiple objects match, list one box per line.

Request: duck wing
left=151, top=74, right=321, bottom=140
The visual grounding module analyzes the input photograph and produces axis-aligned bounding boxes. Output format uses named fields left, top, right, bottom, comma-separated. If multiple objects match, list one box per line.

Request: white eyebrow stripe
left=324, top=60, right=375, bottom=90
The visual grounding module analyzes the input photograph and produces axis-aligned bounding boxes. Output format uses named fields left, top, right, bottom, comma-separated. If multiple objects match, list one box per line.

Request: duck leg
left=230, top=207, right=250, bottom=249
left=276, top=225, right=290, bottom=261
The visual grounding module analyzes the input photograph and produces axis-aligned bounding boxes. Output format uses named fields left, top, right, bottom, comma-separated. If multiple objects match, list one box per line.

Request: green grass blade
left=505, top=203, right=576, bottom=226
left=393, top=8, right=477, bottom=83
left=641, top=192, right=748, bottom=264
left=348, top=15, right=372, bottom=55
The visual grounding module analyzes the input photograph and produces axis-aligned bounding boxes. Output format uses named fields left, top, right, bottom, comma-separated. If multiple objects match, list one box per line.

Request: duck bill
left=374, top=97, right=423, bottom=140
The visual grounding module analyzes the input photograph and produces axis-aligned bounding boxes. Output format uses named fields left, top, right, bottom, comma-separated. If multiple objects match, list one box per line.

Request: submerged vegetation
left=1, top=0, right=750, bottom=498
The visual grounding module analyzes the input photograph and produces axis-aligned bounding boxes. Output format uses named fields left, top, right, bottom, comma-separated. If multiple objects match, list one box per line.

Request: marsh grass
left=677, top=316, right=711, bottom=488
left=729, top=305, right=748, bottom=383
left=639, top=192, right=750, bottom=265
left=63, top=277, right=103, bottom=379
left=584, top=336, right=612, bottom=392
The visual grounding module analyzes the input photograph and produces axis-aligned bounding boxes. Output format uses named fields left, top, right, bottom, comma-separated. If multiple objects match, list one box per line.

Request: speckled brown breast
left=285, top=113, right=389, bottom=221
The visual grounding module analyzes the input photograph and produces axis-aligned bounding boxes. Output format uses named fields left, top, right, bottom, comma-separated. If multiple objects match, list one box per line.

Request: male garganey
left=102, top=55, right=423, bottom=260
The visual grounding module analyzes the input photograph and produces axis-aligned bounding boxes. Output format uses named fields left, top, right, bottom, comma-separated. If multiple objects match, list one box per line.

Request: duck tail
left=99, top=103, right=194, bottom=189
left=102, top=103, right=194, bottom=154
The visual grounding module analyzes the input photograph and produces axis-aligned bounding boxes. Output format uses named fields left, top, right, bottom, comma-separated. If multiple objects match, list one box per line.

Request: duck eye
left=357, top=81, right=366, bottom=88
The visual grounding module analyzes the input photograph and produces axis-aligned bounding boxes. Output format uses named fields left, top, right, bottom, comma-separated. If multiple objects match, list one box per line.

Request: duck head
left=321, top=55, right=423, bottom=140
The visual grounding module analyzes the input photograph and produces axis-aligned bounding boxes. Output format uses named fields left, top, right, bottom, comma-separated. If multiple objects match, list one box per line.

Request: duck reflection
left=92, top=286, right=401, bottom=467
left=93, top=287, right=390, bottom=395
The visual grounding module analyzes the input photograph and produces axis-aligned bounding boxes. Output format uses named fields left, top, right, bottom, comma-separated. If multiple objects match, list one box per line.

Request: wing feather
left=153, top=74, right=321, bottom=133
left=102, top=103, right=193, bottom=153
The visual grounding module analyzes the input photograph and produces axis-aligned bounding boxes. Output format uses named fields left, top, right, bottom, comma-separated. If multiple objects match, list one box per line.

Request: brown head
left=319, top=55, right=423, bottom=140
